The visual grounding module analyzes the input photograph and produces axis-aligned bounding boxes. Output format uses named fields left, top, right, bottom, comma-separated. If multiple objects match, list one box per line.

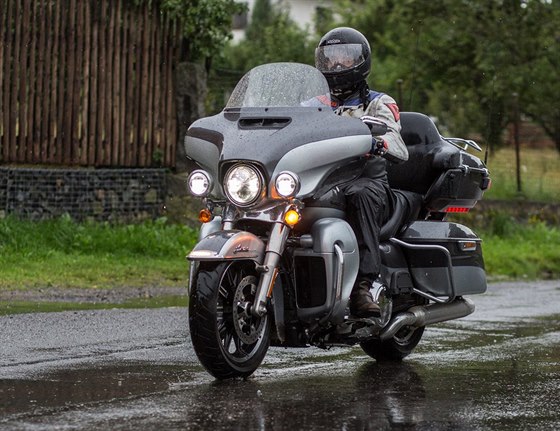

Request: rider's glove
left=372, top=138, right=388, bottom=157
left=361, top=115, right=389, bottom=157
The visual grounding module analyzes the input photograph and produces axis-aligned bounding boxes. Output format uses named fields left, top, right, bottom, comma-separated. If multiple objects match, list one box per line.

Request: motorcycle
left=184, top=62, right=491, bottom=380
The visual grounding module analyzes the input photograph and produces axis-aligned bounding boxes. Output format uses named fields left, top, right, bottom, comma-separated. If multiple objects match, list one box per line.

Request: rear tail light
left=445, top=207, right=470, bottom=213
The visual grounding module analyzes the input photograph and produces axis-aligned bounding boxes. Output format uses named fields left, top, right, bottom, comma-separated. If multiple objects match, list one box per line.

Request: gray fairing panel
left=185, top=107, right=371, bottom=198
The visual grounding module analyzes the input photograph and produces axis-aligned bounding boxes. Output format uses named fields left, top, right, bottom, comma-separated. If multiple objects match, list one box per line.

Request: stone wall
left=0, top=168, right=167, bottom=222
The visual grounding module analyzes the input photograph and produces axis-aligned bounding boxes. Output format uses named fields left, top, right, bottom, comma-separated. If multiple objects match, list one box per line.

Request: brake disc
left=232, top=275, right=265, bottom=345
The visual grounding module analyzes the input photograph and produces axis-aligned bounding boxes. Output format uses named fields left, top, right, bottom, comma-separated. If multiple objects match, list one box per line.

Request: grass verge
left=481, top=221, right=560, bottom=280
left=0, top=212, right=558, bottom=308
left=450, top=211, right=560, bottom=280
left=0, top=216, right=198, bottom=290
left=485, top=147, right=560, bottom=202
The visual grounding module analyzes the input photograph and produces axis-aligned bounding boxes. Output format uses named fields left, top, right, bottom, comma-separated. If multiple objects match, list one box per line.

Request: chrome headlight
left=187, top=170, right=213, bottom=197
left=224, top=164, right=263, bottom=206
left=275, top=171, right=300, bottom=198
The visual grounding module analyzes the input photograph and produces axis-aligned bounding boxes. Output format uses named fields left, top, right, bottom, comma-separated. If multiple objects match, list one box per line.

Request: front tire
left=189, top=261, right=271, bottom=379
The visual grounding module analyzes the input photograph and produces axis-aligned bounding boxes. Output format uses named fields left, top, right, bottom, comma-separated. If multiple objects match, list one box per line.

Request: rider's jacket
left=332, top=90, right=408, bottom=165
left=328, top=90, right=408, bottom=181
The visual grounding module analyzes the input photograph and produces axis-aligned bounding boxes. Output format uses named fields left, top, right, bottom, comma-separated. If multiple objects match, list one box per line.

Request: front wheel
left=360, top=325, right=425, bottom=362
left=189, top=261, right=271, bottom=379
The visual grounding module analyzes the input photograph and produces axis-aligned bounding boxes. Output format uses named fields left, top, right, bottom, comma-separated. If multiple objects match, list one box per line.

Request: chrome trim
left=443, top=137, right=482, bottom=152
left=334, top=244, right=344, bottom=301
left=252, top=221, right=291, bottom=316
left=412, top=288, right=447, bottom=304
left=378, top=312, right=416, bottom=341
left=380, top=298, right=475, bottom=341
left=458, top=165, right=490, bottom=176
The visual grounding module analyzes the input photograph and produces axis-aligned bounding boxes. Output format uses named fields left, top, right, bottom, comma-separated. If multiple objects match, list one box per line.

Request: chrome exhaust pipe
left=379, top=297, right=475, bottom=341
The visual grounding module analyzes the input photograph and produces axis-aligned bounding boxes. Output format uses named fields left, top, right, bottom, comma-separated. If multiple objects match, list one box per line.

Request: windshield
left=225, top=62, right=332, bottom=109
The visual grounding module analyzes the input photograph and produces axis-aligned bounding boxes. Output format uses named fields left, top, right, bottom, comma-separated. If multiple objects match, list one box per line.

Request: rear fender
left=187, top=230, right=266, bottom=263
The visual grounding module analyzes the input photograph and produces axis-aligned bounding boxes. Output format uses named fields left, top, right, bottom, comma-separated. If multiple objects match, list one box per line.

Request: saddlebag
left=395, top=221, right=487, bottom=297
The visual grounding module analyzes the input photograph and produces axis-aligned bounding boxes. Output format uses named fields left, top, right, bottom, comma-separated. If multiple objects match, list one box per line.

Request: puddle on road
left=0, top=363, right=196, bottom=418
left=0, top=296, right=187, bottom=316
left=160, top=345, right=560, bottom=431
left=1, top=315, right=559, bottom=430
left=21, top=354, right=556, bottom=431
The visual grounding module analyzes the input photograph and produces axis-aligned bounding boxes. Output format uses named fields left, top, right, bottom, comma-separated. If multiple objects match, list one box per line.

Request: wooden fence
left=0, top=0, right=179, bottom=167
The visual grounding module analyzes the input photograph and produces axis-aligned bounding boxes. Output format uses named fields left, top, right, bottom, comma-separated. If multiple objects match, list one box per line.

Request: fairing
left=185, top=63, right=372, bottom=200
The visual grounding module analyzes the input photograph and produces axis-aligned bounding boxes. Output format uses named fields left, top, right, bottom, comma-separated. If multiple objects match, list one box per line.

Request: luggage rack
left=442, top=136, right=482, bottom=152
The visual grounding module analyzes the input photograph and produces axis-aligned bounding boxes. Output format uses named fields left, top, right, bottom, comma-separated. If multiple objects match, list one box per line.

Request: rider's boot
left=349, top=278, right=381, bottom=318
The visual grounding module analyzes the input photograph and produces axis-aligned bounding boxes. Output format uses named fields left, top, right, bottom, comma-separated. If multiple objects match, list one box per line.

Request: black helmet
left=315, top=27, right=371, bottom=97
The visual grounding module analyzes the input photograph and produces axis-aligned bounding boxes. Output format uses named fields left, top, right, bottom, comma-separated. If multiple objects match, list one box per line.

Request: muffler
left=379, top=297, right=475, bottom=341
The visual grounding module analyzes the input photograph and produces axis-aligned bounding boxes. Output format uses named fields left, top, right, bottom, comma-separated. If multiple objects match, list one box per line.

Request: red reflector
left=445, top=207, right=470, bottom=213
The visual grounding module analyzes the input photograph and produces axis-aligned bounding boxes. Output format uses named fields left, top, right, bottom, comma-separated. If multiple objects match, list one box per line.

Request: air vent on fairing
left=238, top=117, right=292, bottom=129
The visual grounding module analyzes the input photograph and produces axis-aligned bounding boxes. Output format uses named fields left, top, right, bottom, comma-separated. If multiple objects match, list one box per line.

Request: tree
left=219, top=0, right=314, bottom=72
left=134, top=0, right=246, bottom=61
left=205, top=0, right=315, bottom=113
left=245, top=0, right=275, bottom=41
left=327, top=0, right=414, bottom=102
left=331, top=0, right=560, bottom=150
left=520, top=0, right=560, bottom=151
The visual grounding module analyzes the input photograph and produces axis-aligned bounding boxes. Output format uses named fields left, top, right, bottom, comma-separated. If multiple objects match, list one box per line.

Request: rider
left=315, top=27, right=409, bottom=318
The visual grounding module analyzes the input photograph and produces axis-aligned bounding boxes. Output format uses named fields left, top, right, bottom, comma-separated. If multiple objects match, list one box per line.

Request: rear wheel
left=189, top=261, right=271, bottom=379
left=360, top=325, right=425, bottom=362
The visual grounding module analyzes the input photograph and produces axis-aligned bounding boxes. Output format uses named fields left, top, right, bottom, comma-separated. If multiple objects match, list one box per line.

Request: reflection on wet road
left=1, top=281, right=559, bottom=430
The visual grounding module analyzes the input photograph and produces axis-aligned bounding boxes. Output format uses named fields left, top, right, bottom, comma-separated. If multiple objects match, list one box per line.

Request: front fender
left=187, top=230, right=266, bottom=263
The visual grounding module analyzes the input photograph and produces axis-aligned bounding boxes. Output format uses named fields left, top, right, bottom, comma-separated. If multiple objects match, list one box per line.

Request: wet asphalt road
left=1, top=280, right=559, bottom=430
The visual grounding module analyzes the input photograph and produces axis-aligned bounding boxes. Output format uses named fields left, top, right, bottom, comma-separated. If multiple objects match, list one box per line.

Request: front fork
left=220, top=201, right=295, bottom=317
left=251, top=222, right=291, bottom=316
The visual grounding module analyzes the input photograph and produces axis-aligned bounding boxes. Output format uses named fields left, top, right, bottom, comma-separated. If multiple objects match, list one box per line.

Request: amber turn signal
left=198, top=208, right=213, bottom=223
left=284, top=209, right=300, bottom=226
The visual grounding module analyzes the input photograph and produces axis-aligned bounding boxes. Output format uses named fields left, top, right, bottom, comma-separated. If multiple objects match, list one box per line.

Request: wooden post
left=0, top=0, right=178, bottom=168
left=512, top=92, right=522, bottom=194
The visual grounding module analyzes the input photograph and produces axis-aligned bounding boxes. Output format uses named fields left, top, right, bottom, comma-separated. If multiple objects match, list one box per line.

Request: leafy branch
left=133, top=0, right=247, bottom=60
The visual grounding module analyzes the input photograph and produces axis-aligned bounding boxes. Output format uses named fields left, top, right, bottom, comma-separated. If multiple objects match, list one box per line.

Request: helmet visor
left=315, top=44, right=365, bottom=73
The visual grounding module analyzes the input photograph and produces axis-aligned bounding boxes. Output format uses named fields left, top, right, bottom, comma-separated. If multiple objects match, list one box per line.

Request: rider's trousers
left=343, top=177, right=394, bottom=283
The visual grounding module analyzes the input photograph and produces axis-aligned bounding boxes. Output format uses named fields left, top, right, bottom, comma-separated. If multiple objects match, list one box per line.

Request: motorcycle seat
left=379, top=189, right=423, bottom=241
